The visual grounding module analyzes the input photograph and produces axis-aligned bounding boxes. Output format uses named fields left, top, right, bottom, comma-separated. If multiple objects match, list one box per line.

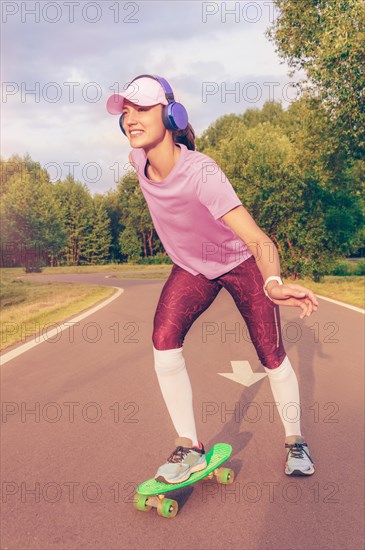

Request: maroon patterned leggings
left=152, top=256, right=286, bottom=369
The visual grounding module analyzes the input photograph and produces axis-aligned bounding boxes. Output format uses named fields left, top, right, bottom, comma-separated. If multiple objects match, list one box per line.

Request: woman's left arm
left=220, top=205, right=319, bottom=319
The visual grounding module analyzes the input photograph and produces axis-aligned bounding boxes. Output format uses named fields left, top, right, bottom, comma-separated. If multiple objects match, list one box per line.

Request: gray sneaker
left=155, top=437, right=207, bottom=484
left=285, top=435, right=315, bottom=476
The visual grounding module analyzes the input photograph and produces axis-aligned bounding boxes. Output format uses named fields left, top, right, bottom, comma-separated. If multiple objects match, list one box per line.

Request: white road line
left=317, top=294, right=365, bottom=314
left=0, top=287, right=124, bottom=366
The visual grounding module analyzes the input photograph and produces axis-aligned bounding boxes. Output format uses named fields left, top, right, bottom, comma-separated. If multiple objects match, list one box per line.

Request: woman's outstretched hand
left=266, top=283, right=319, bottom=319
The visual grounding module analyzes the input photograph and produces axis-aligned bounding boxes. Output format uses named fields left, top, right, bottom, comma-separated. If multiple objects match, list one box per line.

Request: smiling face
left=121, top=99, right=169, bottom=150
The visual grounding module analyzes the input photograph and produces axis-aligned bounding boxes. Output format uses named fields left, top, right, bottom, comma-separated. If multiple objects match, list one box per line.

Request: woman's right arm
left=221, top=205, right=318, bottom=318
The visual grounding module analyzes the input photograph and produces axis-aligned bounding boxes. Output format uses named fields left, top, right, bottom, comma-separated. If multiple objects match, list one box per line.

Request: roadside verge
left=0, top=287, right=124, bottom=366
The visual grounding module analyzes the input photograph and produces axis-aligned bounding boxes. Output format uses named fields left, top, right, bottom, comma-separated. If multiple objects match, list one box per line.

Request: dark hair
left=172, top=123, right=195, bottom=151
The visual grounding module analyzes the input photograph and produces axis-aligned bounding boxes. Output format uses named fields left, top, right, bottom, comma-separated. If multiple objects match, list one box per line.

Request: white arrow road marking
left=218, top=360, right=267, bottom=387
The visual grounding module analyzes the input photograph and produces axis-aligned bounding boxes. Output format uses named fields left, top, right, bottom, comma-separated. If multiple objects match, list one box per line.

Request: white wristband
left=263, top=276, right=283, bottom=301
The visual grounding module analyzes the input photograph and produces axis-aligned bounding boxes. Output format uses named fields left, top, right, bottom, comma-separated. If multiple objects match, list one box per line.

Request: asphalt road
left=1, top=273, right=364, bottom=549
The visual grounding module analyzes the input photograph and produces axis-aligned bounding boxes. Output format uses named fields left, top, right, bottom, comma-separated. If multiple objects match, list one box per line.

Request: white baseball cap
left=106, top=76, right=180, bottom=115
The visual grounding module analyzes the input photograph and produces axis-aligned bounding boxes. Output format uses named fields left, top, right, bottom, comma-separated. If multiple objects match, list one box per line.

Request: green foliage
left=328, top=259, right=365, bottom=276
left=103, top=189, right=125, bottom=262
left=267, top=0, right=365, bottom=157
left=241, top=102, right=287, bottom=129
left=119, top=227, right=143, bottom=262
left=2, top=81, right=363, bottom=274
left=196, top=103, right=288, bottom=155
left=90, top=195, right=113, bottom=264
left=137, top=253, right=173, bottom=265
left=1, top=153, right=42, bottom=196
left=53, top=177, right=113, bottom=266
left=53, top=176, right=94, bottom=265
left=116, top=170, right=162, bottom=258
left=196, top=114, right=243, bottom=153
left=195, top=101, right=363, bottom=279
left=356, top=259, right=365, bottom=276
left=330, top=261, right=354, bottom=276
left=1, top=155, right=66, bottom=268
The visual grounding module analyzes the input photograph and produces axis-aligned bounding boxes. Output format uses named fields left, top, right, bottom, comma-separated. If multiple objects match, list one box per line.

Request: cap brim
left=106, top=93, right=162, bottom=115
left=106, top=94, right=126, bottom=115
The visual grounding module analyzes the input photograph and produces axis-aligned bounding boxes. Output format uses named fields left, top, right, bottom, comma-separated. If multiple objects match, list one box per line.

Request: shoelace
left=166, top=446, right=190, bottom=464
left=285, top=442, right=310, bottom=460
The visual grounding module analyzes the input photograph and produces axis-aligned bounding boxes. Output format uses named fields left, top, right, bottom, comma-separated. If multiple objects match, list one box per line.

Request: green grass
left=1, top=270, right=114, bottom=351
left=288, top=276, right=364, bottom=309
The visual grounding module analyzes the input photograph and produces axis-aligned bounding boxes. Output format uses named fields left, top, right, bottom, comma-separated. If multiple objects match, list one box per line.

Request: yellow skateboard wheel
left=156, top=498, right=178, bottom=518
left=216, top=467, right=235, bottom=484
left=133, top=493, right=152, bottom=512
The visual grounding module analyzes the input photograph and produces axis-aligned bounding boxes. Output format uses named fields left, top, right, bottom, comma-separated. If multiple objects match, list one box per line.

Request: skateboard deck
left=133, top=443, right=234, bottom=518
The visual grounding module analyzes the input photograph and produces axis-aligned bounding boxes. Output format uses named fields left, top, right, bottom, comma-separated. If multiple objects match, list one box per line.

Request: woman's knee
left=259, top=345, right=287, bottom=370
left=152, top=327, right=183, bottom=350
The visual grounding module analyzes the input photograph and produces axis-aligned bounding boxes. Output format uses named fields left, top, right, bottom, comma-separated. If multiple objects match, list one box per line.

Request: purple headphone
left=119, top=74, right=189, bottom=136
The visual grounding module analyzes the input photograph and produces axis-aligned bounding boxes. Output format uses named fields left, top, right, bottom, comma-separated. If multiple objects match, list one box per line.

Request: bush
left=355, top=259, right=365, bottom=276
left=24, top=260, right=44, bottom=273
left=330, top=261, right=352, bottom=276
left=137, top=253, right=173, bottom=265
left=327, top=259, right=365, bottom=276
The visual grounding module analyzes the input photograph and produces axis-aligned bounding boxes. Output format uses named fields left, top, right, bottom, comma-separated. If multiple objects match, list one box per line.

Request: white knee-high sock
left=263, top=355, right=302, bottom=438
left=153, top=346, right=198, bottom=446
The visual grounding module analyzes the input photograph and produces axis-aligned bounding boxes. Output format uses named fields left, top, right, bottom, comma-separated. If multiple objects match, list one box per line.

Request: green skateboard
left=133, top=443, right=234, bottom=518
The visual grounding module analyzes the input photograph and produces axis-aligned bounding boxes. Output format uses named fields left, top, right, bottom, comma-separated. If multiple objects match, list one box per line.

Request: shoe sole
left=155, top=460, right=207, bottom=484
left=285, top=466, right=315, bottom=476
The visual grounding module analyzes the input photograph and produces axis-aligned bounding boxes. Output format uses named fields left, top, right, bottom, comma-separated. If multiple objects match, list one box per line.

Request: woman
left=106, top=75, right=318, bottom=483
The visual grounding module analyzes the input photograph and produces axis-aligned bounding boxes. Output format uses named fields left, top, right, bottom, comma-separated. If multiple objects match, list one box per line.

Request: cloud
left=1, top=0, right=303, bottom=193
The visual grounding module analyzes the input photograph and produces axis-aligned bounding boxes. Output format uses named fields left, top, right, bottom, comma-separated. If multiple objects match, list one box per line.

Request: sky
left=1, top=0, right=303, bottom=194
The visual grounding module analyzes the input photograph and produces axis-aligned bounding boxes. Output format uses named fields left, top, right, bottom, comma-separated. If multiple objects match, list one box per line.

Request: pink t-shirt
left=129, top=143, right=252, bottom=279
